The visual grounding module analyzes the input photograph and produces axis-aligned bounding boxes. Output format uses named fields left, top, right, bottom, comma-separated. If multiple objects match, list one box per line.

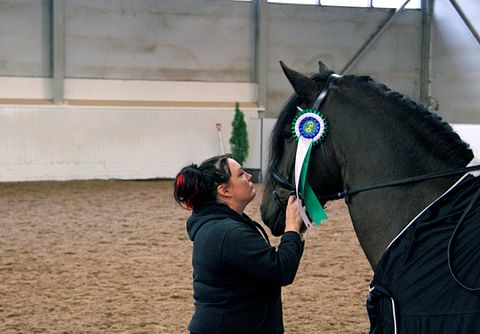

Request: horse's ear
left=279, top=61, right=316, bottom=97
left=318, top=61, right=330, bottom=74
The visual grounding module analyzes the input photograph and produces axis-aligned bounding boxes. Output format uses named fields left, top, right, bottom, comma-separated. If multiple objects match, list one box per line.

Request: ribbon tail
left=300, top=143, right=328, bottom=226
left=304, top=183, right=328, bottom=225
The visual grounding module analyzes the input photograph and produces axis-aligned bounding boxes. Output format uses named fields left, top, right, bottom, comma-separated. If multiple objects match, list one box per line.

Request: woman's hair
left=174, top=154, right=232, bottom=210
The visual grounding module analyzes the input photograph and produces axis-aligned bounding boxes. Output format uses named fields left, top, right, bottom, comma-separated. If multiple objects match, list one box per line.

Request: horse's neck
left=337, top=131, right=463, bottom=270
left=346, top=175, right=459, bottom=269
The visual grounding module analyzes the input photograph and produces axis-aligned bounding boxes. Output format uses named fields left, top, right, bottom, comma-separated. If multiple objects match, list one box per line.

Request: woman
left=173, top=154, right=306, bottom=334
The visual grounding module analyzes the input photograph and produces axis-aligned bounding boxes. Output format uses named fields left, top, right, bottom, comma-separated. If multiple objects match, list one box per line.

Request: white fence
left=0, top=108, right=477, bottom=182
left=0, top=104, right=263, bottom=182
left=452, top=124, right=480, bottom=165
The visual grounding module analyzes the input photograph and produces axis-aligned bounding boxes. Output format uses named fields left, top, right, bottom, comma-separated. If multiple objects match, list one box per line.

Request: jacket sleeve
left=220, top=223, right=304, bottom=286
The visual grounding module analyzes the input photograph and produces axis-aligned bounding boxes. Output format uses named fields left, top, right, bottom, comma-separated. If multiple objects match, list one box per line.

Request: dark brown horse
left=260, top=62, right=480, bottom=333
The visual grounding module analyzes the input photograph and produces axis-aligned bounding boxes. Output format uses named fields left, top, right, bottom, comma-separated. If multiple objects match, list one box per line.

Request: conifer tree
left=230, top=102, right=249, bottom=165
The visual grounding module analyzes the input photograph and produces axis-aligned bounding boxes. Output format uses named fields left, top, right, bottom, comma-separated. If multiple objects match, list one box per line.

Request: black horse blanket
left=367, top=174, right=480, bottom=334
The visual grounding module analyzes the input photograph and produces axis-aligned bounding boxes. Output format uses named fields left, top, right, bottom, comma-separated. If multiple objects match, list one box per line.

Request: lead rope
left=253, top=220, right=271, bottom=245
left=447, top=185, right=480, bottom=291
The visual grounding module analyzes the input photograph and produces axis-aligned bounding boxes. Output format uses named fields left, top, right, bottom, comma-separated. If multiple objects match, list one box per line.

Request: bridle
left=270, top=167, right=296, bottom=208
left=271, top=163, right=480, bottom=208
left=268, top=72, right=480, bottom=209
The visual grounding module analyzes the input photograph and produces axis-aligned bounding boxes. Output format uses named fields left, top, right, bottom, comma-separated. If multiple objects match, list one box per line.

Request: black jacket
left=186, top=203, right=304, bottom=334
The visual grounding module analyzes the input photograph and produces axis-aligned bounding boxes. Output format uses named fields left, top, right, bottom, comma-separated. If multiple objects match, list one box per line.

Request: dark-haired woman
left=174, top=154, right=305, bottom=334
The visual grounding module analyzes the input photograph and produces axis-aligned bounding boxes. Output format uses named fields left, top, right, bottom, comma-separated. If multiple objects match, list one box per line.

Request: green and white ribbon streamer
left=292, top=108, right=329, bottom=227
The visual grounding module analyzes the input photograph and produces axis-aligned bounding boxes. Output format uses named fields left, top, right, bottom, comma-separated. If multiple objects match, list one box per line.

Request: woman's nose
left=246, top=172, right=252, bottom=181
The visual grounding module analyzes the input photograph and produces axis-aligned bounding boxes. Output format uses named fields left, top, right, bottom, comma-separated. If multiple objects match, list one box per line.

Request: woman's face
left=225, top=158, right=256, bottom=208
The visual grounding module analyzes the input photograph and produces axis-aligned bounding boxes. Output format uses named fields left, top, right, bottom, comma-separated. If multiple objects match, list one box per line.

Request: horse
left=260, top=61, right=480, bottom=333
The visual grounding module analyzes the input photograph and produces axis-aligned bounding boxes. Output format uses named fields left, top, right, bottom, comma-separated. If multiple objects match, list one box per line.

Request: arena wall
left=0, top=0, right=477, bottom=181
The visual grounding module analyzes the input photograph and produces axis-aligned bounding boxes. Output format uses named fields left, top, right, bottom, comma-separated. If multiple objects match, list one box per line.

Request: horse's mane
left=345, top=75, right=473, bottom=166
left=268, top=95, right=300, bottom=170
left=268, top=73, right=473, bottom=174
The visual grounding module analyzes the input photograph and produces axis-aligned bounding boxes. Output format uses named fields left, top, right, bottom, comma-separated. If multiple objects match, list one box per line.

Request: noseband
left=270, top=167, right=296, bottom=208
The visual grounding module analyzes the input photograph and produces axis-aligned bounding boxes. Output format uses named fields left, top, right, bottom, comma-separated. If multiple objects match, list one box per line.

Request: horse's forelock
left=268, top=95, right=300, bottom=173
left=268, top=72, right=335, bottom=177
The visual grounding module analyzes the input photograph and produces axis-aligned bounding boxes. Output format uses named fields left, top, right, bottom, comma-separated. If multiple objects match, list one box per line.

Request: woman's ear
left=217, top=183, right=232, bottom=198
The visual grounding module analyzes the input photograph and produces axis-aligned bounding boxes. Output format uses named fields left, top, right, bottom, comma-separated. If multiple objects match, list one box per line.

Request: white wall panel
left=452, top=124, right=480, bottom=165
left=0, top=105, right=261, bottom=181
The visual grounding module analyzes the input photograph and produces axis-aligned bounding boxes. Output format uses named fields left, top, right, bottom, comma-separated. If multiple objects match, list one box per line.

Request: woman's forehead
left=227, top=158, right=241, bottom=171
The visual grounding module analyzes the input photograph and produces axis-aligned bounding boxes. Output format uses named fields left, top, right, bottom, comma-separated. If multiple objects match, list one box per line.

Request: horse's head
left=260, top=61, right=344, bottom=235
left=262, top=61, right=476, bottom=269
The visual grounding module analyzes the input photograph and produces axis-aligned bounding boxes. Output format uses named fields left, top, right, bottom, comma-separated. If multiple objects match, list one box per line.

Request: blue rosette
left=291, top=109, right=328, bottom=144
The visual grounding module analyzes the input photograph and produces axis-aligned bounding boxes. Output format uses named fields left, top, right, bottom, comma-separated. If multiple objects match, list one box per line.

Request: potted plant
left=230, top=102, right=249, bottom=166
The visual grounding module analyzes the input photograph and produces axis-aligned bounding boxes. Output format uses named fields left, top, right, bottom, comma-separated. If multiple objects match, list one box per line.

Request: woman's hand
left=284, top=195, right=306, bottom=234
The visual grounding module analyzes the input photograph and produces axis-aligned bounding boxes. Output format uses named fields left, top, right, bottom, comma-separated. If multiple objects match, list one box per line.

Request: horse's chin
left=262, top=209, right=286, bottom=237
left=271, top=222, right=286, bottom=237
